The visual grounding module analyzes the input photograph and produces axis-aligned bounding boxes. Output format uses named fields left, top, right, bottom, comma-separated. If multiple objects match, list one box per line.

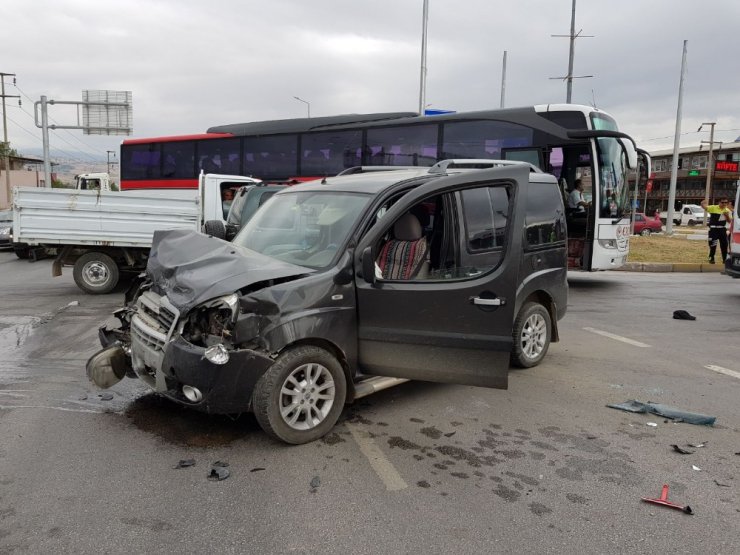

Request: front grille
left=132, top=291, right=180, bottom=354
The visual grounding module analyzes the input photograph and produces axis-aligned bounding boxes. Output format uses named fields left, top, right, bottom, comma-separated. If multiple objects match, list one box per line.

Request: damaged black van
left=87, top=161, right=568, bottom=444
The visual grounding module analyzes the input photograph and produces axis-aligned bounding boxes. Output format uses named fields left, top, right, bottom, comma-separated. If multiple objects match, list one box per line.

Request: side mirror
left=361, top=246, right=376, bottom=284
left=619, top=138, right=638, bottom=170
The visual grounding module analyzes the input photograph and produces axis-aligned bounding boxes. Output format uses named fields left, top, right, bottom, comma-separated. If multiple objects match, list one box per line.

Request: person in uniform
left=701, top=198, right=733, bottom=264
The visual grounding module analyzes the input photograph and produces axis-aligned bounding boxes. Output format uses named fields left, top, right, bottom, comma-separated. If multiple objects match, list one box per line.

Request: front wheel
left=73, top=252, right=120, bottom=294
left=252, top=345, right=347, bottom=444
left=640, top=228, right=651, bottom=236
left=511, top=302, right=551, bottom=368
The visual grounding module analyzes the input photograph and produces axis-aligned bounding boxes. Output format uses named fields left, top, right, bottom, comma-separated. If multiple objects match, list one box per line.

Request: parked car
left=87, top=161, right=568, bottom=444
left=632, top=213, right=662, bottom=236
left=0, top=223, right=12, bottom=250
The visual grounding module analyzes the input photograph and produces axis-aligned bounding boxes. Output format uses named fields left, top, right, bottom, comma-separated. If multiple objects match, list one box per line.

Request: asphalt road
left=0, top=251, right=738, bottom=554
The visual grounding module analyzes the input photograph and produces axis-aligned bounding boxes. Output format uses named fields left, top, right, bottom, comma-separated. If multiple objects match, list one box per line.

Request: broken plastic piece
left=641, top=484, right=693, bottom=515
left=646, top=422, right=658, bottom=427
left=208, top=466, right=230, bottom=481
left=173, top=459, right=195, bottom=469
left=250, top=467, right=266, bottom=473
left=688, top=442, right=706, bottom=448
left=672, top=310, right=696, bottom=321
left=607, top=400, right=716, bottom=426
left=99, top=392, right=114, bottom=401
left=691, top=465, right=701, bottom=471
left=671, top=445, right=694, bottom=455
left=310, top=476, right=321, bottom=489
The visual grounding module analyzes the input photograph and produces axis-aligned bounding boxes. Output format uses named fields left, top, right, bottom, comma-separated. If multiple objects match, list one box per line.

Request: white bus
left=121, top=104, right=647, bottom=270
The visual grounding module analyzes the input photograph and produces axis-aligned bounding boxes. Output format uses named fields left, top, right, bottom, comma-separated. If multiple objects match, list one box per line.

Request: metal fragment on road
left=671, top=444, right=694, bottom=455
left=173, top=459, right=195, bottom=469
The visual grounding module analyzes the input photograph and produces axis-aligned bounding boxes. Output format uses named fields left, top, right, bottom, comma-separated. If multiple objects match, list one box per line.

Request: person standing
left=701, top=198, right=733, bottom=264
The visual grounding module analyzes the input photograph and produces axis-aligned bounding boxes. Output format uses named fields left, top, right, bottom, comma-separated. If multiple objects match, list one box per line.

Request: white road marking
left=705, top=365, right=740, bottom=380
left=346, top=422, right=408, bottom=492
left=583, top=327, right=651, bottom=348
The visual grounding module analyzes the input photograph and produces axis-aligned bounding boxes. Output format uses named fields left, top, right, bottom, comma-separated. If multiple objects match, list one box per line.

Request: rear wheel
left=253, top=345, right=347, bottom=444
left=640, top=228, right=651, bottom=236
left=73, top=252, right=120, bottom=294
left=511, top=302, right=551, bottom=368
left=688, top=219, right=696, bottom=226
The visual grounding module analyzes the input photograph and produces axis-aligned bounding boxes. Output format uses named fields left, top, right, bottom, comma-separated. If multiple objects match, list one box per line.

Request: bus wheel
left=73, top=252, right=120, bottom=294
left=253, top=346, right=347, bottom=444
left=511, top=302, right=551, bottom=368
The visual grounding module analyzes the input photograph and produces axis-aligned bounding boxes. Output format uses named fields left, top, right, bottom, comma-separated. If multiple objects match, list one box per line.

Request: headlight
left=204, top=344, right=229, bottom=365
left=181, top=293, right=241, bottom=347
left=598, top=239, right=617, bottom=249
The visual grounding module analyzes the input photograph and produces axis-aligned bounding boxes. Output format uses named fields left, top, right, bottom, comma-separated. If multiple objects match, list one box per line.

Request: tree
left=0, top=141, right=19, bottom=170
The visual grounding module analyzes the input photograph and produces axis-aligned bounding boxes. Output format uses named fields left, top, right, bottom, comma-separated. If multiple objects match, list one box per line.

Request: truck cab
left=75, top=173, right=112, bottom=191
left=87, top=162, right=568, bottom=444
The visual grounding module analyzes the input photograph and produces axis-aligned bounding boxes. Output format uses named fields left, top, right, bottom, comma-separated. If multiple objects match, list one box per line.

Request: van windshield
left=232, top=191, right=370, bottom=269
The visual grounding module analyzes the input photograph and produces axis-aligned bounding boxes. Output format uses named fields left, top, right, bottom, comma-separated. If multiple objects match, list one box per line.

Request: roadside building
left=640, top=141, right=740, bottom=214
left=0, top=155, right=56, bottom=209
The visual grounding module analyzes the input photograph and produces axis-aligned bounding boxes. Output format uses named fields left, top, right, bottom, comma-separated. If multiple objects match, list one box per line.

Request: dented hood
left=147, top=229, right=313, bottom=312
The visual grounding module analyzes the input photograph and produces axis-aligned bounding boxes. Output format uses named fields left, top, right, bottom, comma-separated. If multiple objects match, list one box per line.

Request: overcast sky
left=2, top=0, right=739, bottom=164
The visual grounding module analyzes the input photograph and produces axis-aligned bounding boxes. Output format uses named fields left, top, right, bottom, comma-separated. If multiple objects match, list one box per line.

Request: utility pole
left=698, top=122, right=716, bottom=225
left=418, top=0, right=429, bottom=115
left=549, top=0, right=593, bottom=103
left=107, top=150, right=115, bottom=175
left=1, top=72, right=20, bottom=207
left=500, top=51, right=507, bottom=109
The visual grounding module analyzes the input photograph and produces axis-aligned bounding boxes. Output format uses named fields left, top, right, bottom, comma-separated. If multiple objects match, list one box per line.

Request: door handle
left=471, top=296, right=504, bottom=306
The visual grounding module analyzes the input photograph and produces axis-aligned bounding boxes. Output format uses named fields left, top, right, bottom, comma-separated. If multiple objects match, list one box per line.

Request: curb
left=616, top=262, right=725, bottom=273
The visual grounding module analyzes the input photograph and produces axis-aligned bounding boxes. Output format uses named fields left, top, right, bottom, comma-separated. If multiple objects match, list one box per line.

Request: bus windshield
left=592, top=114, right=630, bottom=219
left=233, top=191, right=369, bottom=269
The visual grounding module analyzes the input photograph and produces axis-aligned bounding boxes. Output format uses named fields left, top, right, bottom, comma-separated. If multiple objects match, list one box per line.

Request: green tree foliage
left=0, top=141, right=19, bottom=169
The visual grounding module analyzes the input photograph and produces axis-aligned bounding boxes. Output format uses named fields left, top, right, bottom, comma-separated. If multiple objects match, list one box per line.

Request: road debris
left=98, top=392, right=114, bottom=401
left=671, top=445, right=694, bottom=455
left=714, top=480, right=730, bottom=487
left=607, top=399, right=716, bottom=426
left=691, top=465, right=701, bottom=471
left=208, top=462, right=230, bottom=481
left=641, top=484, right=693, bottom=515
left=646, top=422, right=658, bottom=427
left=173, top=459, right=195, bottom=469
left=444, top=431, right=456, bottom=438
left=688, top=442, right=707, bottom=448
left=250, top=467, right=266, bottom=473
left=672, top=310, right=696, bottom=321
left=310, top=476, right=321, bottom=489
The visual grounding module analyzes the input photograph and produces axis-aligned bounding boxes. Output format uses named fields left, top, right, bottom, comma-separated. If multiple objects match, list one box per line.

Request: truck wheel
left=13, top=245, right=30, bottom=259
left=688, top=219, right=696, bottom=226
left=511, top=302, right=551, bottom=368
left=73, top=252, right=119, bottom=294
left=204, top=220, right=226, bottom=240
left=640, top=228, right=652, bottom=236
left=253, top=345, right=347, bottom=444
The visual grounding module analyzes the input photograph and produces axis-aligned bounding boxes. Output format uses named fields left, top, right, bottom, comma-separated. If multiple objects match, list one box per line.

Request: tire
left=687, top=219, right=696, bottom=226
left=253, top=345, right=347, bottom=444
left=511, top=302, right=552, bottom=368
left=204, top=219, right=226, bottom=240
left=640, top=228, right=651, bottom=236
left=73, top=252, right=120, bottom=294
left=13, top=245, right=30, bottom=259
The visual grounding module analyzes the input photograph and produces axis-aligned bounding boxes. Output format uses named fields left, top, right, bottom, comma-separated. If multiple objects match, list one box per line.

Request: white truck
left=659, top=204, right=706, bottom=226
left=75, top=172, right=113, bottom=191
left=12, top=173, right=260, bottom=294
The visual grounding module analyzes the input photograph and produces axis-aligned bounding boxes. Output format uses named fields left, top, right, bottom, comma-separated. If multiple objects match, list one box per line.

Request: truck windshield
left=591, top=114, right=630, bottom=220
left=232, top=191, right=370, bottom=269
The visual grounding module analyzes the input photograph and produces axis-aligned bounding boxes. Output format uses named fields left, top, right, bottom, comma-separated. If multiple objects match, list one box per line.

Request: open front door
left=354, top=166, right=529, bottom=389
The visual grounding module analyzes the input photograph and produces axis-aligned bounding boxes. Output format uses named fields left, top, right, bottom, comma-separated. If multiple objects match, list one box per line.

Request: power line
left=4, top=113, right=100, bottom=164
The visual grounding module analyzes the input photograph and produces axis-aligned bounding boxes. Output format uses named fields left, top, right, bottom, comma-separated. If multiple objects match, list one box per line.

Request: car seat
left=376, top=213, right=429, bottom=280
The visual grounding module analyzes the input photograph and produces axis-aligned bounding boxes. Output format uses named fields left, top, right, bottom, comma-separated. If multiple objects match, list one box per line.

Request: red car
left=633, top=213, right=663, bottom=236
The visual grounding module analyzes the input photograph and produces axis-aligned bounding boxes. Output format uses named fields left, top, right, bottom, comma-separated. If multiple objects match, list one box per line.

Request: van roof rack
left=429, top=159, right=542, bottom=174
left=337, top=166, right=421, bottom=176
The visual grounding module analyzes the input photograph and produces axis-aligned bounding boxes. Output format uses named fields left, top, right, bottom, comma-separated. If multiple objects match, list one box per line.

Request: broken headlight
left=182, top=293, right=240, bottom=348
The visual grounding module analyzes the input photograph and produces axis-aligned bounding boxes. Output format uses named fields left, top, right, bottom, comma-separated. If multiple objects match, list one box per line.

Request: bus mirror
left=620, top=138, right=638, bottom=170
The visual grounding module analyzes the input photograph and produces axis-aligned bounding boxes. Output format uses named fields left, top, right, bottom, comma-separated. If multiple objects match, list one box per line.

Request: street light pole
left=293, top=96, right=310, bottom=118
left=698, top=122, right=715, bottom=225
